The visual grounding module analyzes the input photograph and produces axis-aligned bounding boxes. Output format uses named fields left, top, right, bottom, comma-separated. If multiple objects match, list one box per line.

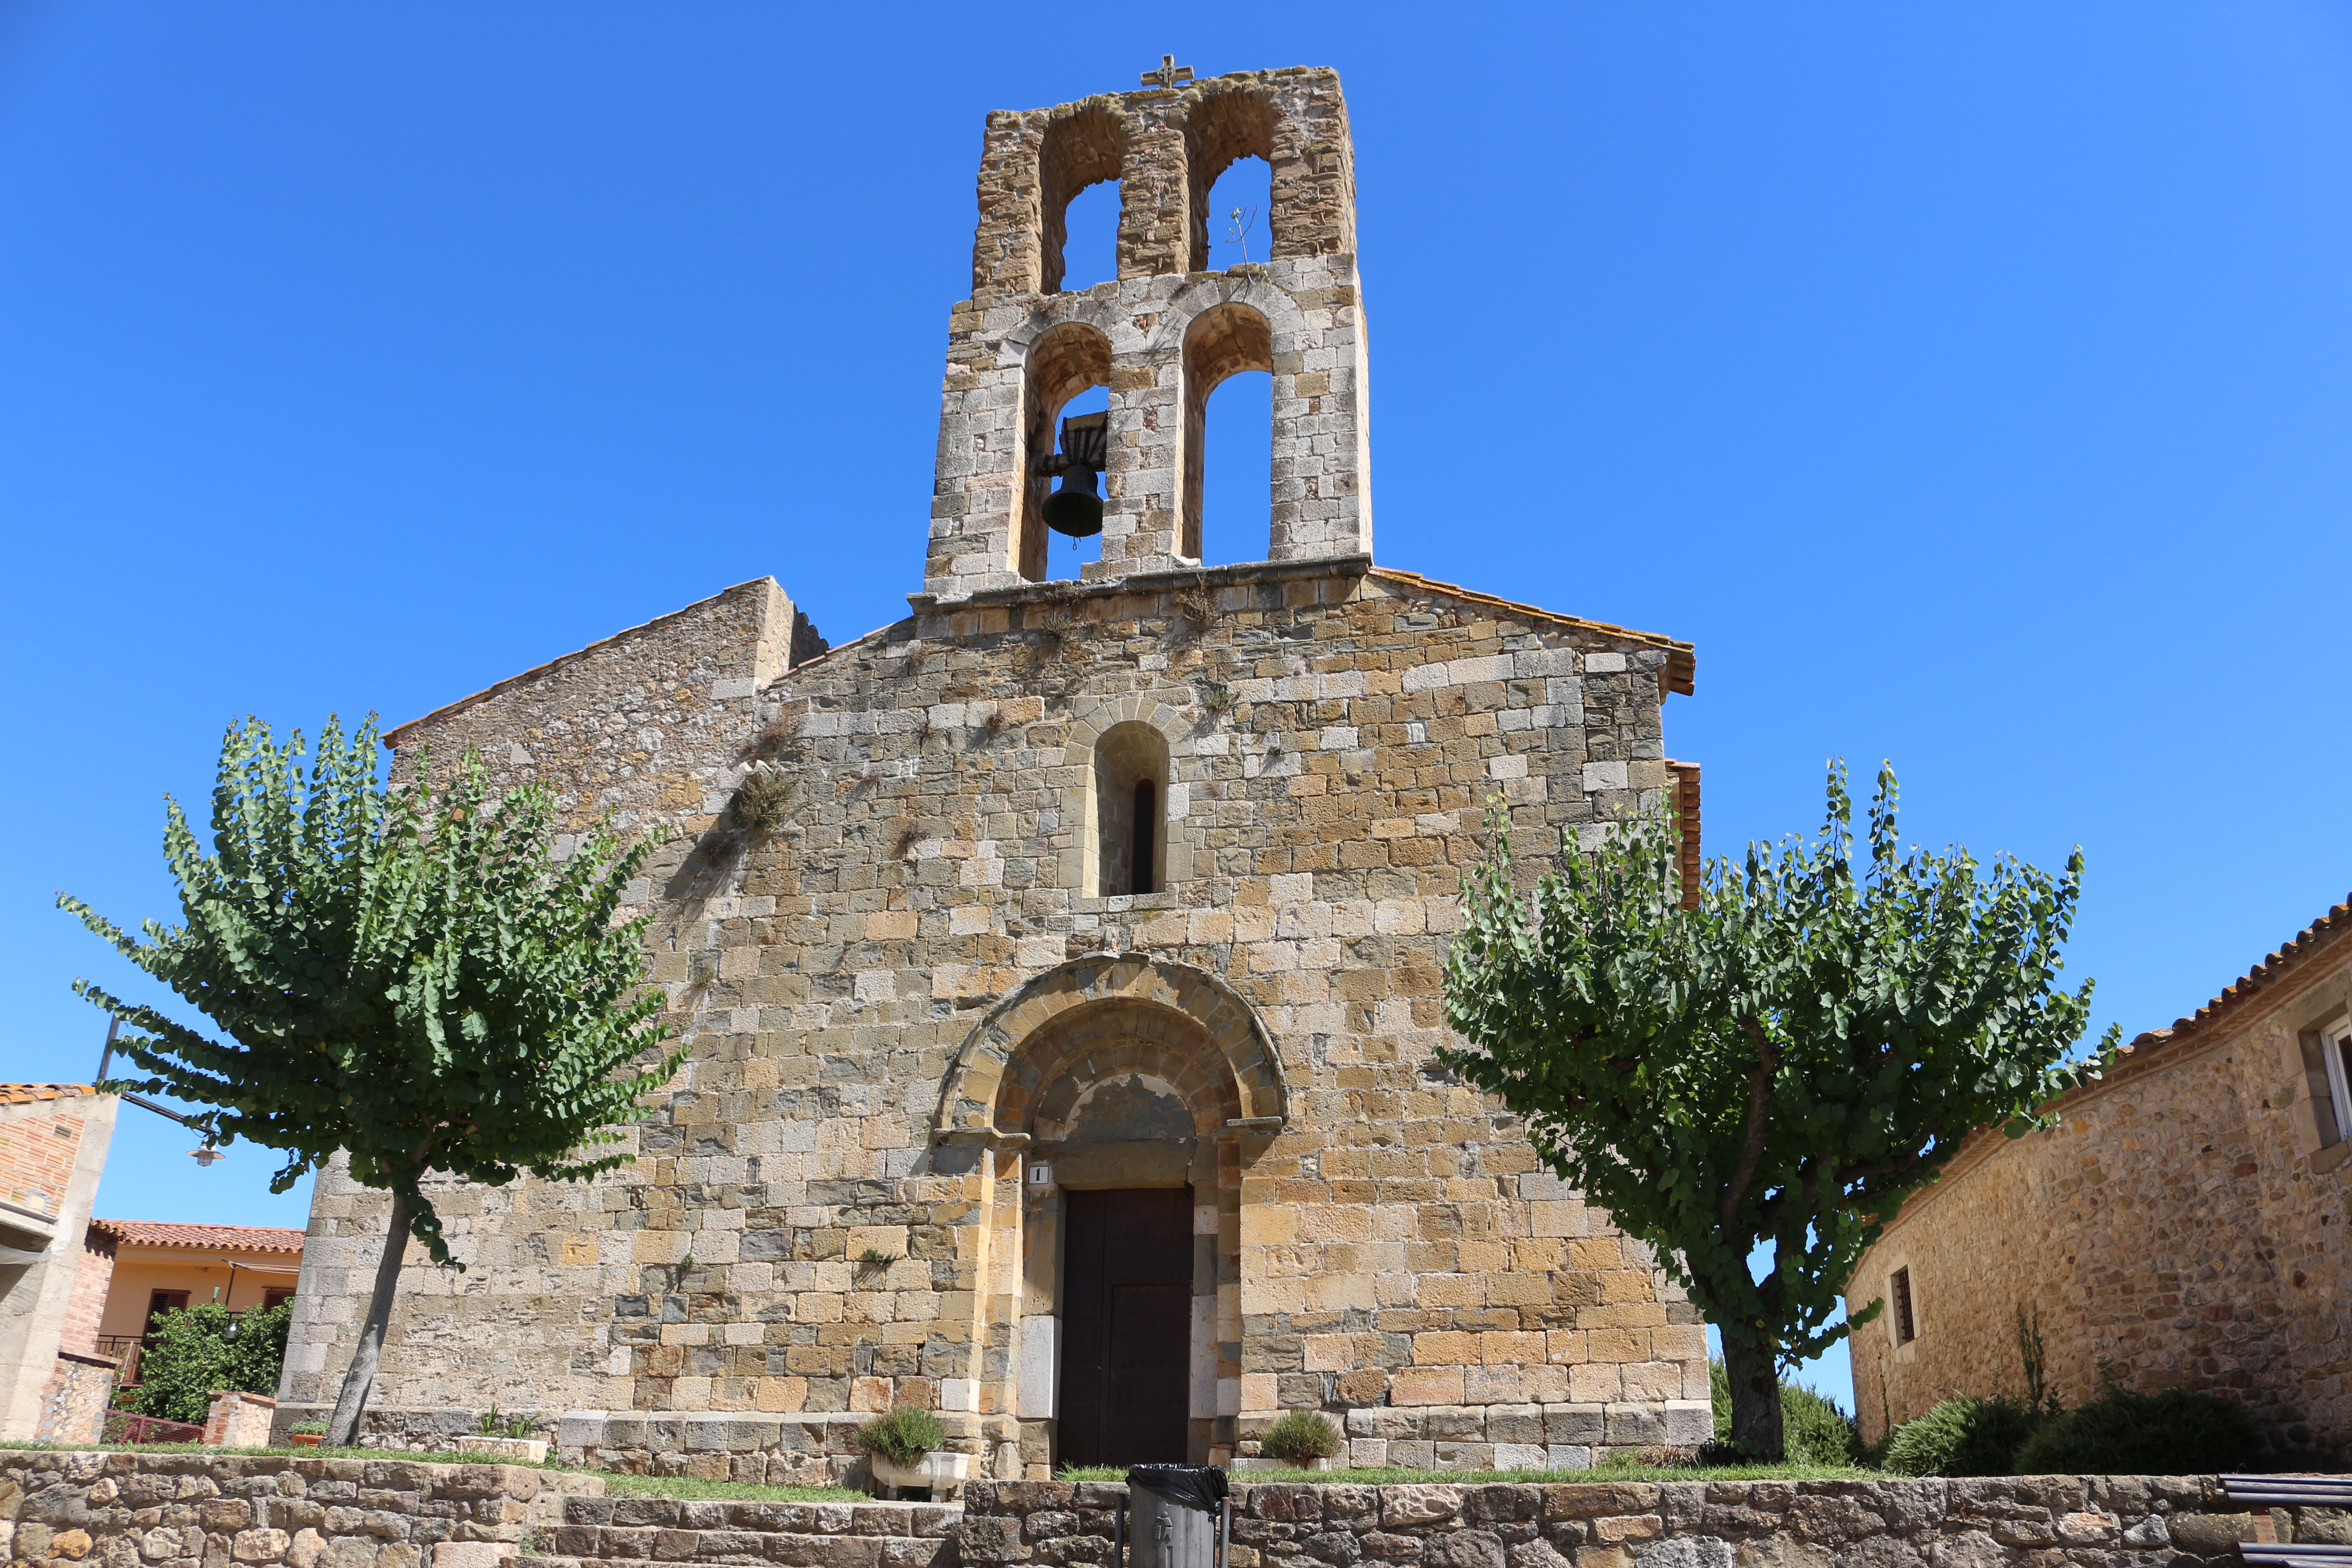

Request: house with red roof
left=76, top=1219, right=305, bottom=1362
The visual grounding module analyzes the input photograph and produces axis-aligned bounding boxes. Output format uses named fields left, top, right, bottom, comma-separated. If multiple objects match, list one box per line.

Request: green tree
left=1441, top=764, right=2113, bottom=1459
left=62, top=716, right=684, bottom=1445
left=122, top=1300, right=294, bottom=1426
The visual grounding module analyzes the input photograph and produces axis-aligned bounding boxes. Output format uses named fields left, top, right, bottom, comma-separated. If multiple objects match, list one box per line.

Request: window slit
left=1131, top=782, right=1156, bottom=896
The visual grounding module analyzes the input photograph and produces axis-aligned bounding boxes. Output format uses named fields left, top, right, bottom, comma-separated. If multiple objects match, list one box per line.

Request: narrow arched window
left=1092, top=721, right=1171, bottom=897
left=1131, top=782, right=1156, bottom=896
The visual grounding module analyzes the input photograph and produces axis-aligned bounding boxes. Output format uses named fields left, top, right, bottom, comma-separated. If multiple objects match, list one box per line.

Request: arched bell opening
left=1184, top=88, right=1277, bottom=273
left=1014, top=322, right=1113, bottom=583
left=1090, top=720, right=1171, bottom=897
left=1179, top=303, right=1274, bottom=563
left=1038, top=108, right=1126, bottom=294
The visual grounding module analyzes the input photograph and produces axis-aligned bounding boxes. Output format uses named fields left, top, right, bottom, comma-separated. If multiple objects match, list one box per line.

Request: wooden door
left=1058, top=1186, right=1192, bottom=1467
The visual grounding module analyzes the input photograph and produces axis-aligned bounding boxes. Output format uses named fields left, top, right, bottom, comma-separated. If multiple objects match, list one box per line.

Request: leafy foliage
left=61, top=715, right=684, bottom=1266
left=857, top=1406, right=946, bottom=1465
left=119, top=1302, right=291, bottom=1426
left=1709, top=1359, right=1858, bottom=1465
left=1882, top=1396, right=2044, bottom=1476
left=1441, top=764, right=2114, bottom=1455
left=1261, top=1409, right=1345, bottom=1463
left=2012, top=1385, right=2259, bottom=1475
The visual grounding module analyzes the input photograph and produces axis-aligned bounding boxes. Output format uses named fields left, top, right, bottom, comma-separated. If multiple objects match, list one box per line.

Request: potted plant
left=452, top=1401, right=550, bottom=1463
left=856, top=1406, right=964, bottom=1499
left=1240, top=1410, right=1344, bottom=1471
left=288, top=1420, right=326, bottom=1449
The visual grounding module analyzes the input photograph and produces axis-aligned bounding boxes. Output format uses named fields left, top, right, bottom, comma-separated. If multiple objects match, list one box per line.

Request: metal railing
left=102, top=1410, right=204, bottom=1445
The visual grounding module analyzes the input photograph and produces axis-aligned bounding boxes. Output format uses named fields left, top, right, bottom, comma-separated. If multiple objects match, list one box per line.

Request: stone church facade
left=281, top=64, right=1713, bottom=1481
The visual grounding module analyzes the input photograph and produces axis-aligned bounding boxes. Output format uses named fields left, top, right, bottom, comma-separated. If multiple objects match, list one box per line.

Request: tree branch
left=1720, top=1014, right=1778, bottom=1229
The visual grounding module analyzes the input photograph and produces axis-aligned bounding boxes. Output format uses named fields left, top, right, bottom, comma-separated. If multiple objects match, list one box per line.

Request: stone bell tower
left=921, top=64, right=1372, bottom=598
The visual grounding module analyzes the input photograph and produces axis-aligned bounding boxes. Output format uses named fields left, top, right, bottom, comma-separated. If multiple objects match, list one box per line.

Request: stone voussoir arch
left=931, top=952, right=1288, bottom=1140
left=1146, top=273, right=1312, bottom=358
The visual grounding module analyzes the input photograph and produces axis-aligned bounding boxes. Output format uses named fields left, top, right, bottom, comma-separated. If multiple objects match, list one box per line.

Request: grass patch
left=0, top=1441, right=460, bottom=1461
left=0, top=1442, right=863, bottom=1499
left=1058, top=1463, right=1874, bottom=1484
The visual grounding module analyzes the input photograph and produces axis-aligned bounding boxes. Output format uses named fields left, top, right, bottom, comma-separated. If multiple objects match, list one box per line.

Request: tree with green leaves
left=1441, top=764, right=2114, bottom=1459
left=61, top=716, right=684, bottom=1445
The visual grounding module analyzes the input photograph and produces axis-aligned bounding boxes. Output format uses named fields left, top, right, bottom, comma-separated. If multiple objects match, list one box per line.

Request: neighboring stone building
left=1847, top=895, right=2352, bottom=1460
left=284, top=64, right=1712, bottom=1480
left=0, top=1084, right=118, bottom=1441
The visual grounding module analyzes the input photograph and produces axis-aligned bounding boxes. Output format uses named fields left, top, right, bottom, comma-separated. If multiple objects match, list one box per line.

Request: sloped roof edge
left=1367, top=568, right=1696, bottom=696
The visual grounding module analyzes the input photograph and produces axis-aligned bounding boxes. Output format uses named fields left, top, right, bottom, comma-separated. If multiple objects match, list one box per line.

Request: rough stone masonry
left=280, top=64, right=1710, bottom=1482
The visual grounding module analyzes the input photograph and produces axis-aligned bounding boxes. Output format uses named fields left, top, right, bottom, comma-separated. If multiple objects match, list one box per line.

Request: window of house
left=1891, top=1267, right=1917, bottom=1346
left=262, top=1287, right=296, bottom=1309
left=2323, top=1019, right=2352, bottom=1147
left=145, top=1289, right=188, bottom=1328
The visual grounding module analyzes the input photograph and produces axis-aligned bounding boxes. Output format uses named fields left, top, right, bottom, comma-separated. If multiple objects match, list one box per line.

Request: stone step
left=557, top=1499, right=962, bottom=1537
left=521, top=1540, right=954, bottom=1568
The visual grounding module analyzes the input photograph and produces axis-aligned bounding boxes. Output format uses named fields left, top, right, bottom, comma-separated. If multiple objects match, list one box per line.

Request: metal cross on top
left=1140, top=54, right=1195, bottom=90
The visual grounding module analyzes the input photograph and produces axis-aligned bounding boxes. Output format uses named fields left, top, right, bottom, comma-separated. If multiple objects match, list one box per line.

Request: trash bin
left=1121, top=1465, right=1230, bottom=1568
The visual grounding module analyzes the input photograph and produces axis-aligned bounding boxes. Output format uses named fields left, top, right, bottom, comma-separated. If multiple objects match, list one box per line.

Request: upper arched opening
left=1039, top=108, right=1126, bottom=294
left=1184, top=88, right=1277, bottom=273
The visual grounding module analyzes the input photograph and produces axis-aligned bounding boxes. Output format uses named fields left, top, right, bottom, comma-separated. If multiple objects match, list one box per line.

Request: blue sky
left=7, top=4, right=2352, bottom=1416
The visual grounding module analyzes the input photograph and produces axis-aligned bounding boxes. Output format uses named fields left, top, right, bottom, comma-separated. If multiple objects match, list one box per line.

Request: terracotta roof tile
left=90, top=1219, right=307, bottom=1254
left=0, top=1084, right=91, bottom=1105
left=2121, top=894, right=2352, bottom=1062
left=1366, top=567, right=1696, bottom=695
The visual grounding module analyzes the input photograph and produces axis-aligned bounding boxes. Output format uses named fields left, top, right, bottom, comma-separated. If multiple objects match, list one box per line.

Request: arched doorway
left=931, top=956, right=1287, bottom=1473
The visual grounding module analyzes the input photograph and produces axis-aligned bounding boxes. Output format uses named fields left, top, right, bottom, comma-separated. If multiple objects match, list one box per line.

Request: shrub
left=1260, top=1409, right=1343, bottom=1464
left=1883, top=1396, right=2042, bottom=1477
left=291, top=1420, right=327, bottom=1436
left=1782, top=1381, right=1860, bottom=1465
left=2012, top=1385, right=2259, bottom=1476
left=1706, top=1358, right=1860, bottom=1464
left=118, top=1301, right=291, bottom=1426
left=732, top=771, right=796, bottom=833
left=857, top=1406, right=946, bottom=1466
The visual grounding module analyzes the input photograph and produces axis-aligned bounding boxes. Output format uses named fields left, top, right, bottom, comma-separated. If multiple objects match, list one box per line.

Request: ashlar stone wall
left=960, top=1475, right=2336, bottom=1568
left=283, top=557, right=1706, bottom=1482
left=1847, top=908, right=2352, bottom=1459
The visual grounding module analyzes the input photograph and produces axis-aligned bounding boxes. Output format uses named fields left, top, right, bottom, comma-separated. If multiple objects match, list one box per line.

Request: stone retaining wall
left=0, top=1452, right=603, bottom=1568
left=959, top=1476, right=2350, bottom=1568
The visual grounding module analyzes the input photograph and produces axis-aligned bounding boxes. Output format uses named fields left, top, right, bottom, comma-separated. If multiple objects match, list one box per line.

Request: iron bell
left=1041, top=411, right=1108, bottom=538
left=1044, top=466, right=1102, bottom=538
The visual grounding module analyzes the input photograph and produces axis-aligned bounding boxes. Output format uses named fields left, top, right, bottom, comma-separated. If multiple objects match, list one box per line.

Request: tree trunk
left=324, top=1186, right=410, bottom=1447
left=1720, top=1333, right=1785, bottom=1460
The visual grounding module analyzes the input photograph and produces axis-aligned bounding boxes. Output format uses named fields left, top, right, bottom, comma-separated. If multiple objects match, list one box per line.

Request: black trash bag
left=1125, top=1464, right=1229, bottom=1512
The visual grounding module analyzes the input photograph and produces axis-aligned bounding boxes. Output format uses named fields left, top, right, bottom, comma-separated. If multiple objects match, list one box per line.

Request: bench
left=2222, top=1476, right=2352, bottom=1568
